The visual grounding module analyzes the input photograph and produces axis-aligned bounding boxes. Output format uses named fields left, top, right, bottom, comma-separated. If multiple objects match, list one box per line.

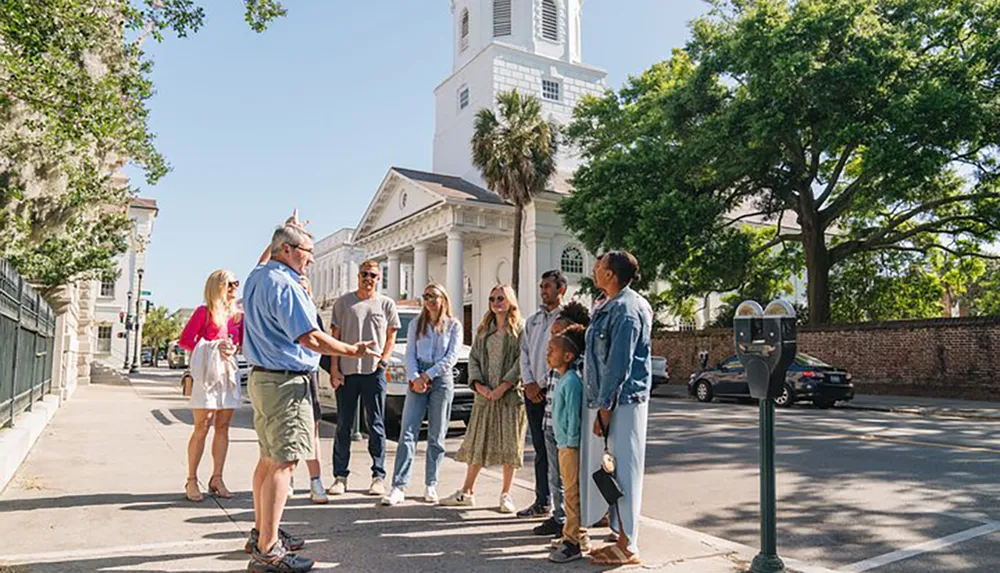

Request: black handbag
left=591, top=413, right=624, bottom=506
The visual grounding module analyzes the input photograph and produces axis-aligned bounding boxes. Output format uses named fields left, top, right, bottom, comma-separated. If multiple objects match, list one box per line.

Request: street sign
left=141, top=290, right=151, bottom=296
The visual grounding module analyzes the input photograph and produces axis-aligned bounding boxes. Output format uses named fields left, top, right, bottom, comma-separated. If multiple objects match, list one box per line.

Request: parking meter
left=733, top=299, right=797, bottom=573
left=734, top=300, right=797, bottom=400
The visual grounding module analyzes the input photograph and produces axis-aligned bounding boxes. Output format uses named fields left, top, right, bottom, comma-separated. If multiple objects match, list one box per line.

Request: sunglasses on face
left=289, top=244, right=314, bottom=255
left=422, top=293, right=441, bottom=301
left=360, top=271, right=379, bottom=280
left=227, top=280, right=240, bottom=289
left=489, top=295, right=505, bottom=303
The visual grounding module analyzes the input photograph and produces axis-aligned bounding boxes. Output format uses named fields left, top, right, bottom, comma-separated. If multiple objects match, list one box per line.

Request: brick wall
left=653, top=317, right=1000, bottom=400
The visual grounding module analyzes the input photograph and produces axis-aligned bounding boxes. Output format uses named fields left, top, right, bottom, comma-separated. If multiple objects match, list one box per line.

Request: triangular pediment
left=355, top=169, right=447, bottom=240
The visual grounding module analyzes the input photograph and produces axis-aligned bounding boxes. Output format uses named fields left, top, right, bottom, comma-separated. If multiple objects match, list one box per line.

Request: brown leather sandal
left=590, top=544, right=641, bottom=566
left=208, top=474, right=233, bottom=499
left=185, top=478, right=203, bottom=502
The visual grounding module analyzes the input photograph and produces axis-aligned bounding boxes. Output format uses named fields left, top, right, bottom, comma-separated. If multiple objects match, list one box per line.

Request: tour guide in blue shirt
left=242, top=216, right=373, bottom=573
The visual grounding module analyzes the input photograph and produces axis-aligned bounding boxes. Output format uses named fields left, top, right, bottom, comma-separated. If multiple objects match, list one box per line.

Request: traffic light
left=119, top=312, right=125, bottom=324
left=144, top=300, right=153, bottom=314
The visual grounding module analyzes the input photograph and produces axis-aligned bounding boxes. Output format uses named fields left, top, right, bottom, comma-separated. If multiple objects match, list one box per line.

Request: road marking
left=836, top=521, right=1000, bottom=572
left=661, top=413, right=1000, bottom=455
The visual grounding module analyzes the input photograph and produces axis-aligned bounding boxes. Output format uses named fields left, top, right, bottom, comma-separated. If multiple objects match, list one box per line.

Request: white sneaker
left=368, top=477, right=386, bottom=496
left=287, top=476, right=295, bottom=499
left=499, top=493, right=516, bottom=514
left=438, top=490, right=475, bottom=507
left=310, top=478, right=329, bottom=504
left=327, top=477, right=347, bottom=496
left=381, top=487, right=405, bottom=506
left=424, top=485, right=439, bottom=504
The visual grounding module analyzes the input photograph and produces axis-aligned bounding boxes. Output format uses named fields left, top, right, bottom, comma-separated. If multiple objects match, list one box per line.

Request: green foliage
left=964, top=260, right=1000, bottom=316
left=561, top=0, right=1000, bottom=325
left=471, top=90, right=557, bottom=293
left=142, top=305, right=181, bottom=366
left=0, top=0, right=284, bottom=294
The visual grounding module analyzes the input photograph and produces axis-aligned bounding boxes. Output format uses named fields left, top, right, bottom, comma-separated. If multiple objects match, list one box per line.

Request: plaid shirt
left=544, top=357, right=584, bottom=430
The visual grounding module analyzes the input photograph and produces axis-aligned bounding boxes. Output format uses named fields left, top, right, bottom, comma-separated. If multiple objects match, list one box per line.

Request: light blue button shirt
left=243, top=261, right=321, bottom=371
left=404, top=317, right=461, bottom=380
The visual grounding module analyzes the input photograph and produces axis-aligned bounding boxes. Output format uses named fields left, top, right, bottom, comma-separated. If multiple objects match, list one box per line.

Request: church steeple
left=450, top=0, right=584, bottom=72
left=437, top=0, right=603, bottom=187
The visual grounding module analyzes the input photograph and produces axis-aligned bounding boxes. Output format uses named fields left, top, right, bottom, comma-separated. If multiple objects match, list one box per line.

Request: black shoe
left=248, top=538, right=314, bottom=573
left=549, top=541, right=583, bottom=563
left=516, top=503, right=551, bottom=519
left=245, top=528, right=306, bottom=554
left=533, top=517, right=564, bottom=536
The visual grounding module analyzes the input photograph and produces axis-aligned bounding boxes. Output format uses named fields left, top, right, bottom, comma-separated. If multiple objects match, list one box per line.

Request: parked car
left=316, top=304, right=474, bottom=436
left=140, top=348, right=153, bottom=366
left=167, top=342, right=188, bottom=369
left=688, top=352, right=854, bottom=408
left=651, top=356, right=670, bottom=388
left=236, top=354, right=250, bottom=386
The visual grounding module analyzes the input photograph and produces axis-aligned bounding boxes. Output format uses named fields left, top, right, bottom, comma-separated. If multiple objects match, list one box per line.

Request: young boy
left=547, top=324, right=589, bottom=563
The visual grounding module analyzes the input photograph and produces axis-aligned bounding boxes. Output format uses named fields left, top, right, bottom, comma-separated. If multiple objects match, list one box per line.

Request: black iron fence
left=0, top=259, right=56, bottom=428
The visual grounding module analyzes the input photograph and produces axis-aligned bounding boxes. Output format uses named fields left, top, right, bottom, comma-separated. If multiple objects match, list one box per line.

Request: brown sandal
left=185, top=478, right=203, bottom=502
left=208, top=475, right=233, bottom=499
left=590, top=544, right=641, bottom=566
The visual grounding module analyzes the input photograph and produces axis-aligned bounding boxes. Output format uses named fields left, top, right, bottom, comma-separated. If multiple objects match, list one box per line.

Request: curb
left=839, top=403, right=1000, bottom=421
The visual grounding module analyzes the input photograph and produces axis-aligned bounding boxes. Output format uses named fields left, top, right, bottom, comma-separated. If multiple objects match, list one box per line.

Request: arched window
left=494, top=0, right=512, bottom=37
left=561, top=246, right=584, bottom=275
left=460, top=8, right=470, bottom=51
left=541, top=0, right=558, bottom=42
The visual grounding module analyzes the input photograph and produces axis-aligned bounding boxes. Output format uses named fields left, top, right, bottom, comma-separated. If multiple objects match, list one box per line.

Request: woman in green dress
left=439, top=284, right=527, bottom=513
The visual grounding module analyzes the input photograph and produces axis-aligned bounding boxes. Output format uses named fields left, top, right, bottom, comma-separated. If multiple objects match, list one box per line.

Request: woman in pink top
left=180, top=269, right=241, bottom=502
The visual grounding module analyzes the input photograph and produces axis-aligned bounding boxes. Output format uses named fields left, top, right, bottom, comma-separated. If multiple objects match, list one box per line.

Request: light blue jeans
left=545, top=425, right=565, bottom=523
left=390, top=367, right=454, bottom=489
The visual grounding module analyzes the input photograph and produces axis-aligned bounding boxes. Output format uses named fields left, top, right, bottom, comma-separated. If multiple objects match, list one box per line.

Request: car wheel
left=775, top=384, right=794, bottom=408
left=813, top=398, right=835, bottom=409
left=695, top=380, right=713, bottom=403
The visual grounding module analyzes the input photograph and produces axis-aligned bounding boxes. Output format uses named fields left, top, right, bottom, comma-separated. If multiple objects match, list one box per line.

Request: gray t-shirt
left=331, top=291, right=400, bottom=375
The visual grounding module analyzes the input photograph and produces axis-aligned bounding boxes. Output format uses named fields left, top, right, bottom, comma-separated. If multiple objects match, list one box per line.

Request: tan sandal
left=185, top=478, right=203, bottom=502
left=590, top=544, right=641, bottom=566
left=208, top=474, right=233, bottom=499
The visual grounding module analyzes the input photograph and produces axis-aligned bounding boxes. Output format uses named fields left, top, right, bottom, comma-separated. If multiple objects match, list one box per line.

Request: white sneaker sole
left=311, top=496, right=329, bottom=505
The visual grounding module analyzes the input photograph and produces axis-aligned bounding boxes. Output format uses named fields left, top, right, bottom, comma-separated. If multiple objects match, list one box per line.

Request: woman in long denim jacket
left=381, top=284, right=461, bottom=506
left=580, top=251, right=653, bottom=566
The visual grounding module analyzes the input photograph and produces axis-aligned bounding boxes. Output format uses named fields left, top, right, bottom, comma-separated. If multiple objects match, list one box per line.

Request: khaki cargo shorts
left=248, top=370, right=315, bottom=464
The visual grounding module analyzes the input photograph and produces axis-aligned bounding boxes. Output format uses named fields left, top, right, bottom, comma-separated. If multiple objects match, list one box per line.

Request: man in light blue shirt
left=243, top=217, right=372, bottom=573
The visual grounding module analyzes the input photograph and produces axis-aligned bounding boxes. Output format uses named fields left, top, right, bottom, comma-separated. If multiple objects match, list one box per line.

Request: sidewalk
left=0, top=369, right=759, bottom=573
left=654, top=382, right=1000, bottom=420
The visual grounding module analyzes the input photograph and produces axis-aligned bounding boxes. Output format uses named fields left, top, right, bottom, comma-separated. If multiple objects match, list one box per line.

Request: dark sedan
left=688, top=353, right=854, bottom=408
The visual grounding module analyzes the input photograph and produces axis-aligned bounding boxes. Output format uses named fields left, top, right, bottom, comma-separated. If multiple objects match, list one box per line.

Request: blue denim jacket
left=584, top=286, right=653, bottom=410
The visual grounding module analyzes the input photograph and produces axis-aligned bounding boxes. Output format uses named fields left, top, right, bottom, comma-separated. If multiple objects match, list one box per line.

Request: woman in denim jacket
left=381, top=284, right=462, bottom=506
left=580, top=251, right=653, bottom=566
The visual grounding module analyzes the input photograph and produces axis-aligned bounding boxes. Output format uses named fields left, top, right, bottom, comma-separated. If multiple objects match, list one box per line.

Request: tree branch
left=819, top=170, right=873, bottom=226
left=815, top=144, right=857, bottom=208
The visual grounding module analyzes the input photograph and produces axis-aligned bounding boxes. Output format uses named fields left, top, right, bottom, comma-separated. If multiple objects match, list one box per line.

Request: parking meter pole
left=751, top=397, right=784, bottom=573
left=351, top=396, right=362, bottom=442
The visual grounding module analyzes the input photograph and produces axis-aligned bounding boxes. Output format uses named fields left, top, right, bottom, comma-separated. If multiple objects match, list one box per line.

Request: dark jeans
left=333, top=370, right=386, bottom=479
left=525, top=395, right=550, bottom=507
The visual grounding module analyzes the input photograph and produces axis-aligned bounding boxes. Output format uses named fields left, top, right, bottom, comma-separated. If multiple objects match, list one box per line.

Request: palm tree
left=471, top=89, right=557, bottom=295
left=142, top=305, right=180, bottom=367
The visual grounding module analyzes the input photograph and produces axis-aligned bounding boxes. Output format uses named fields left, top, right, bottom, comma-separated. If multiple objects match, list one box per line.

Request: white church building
left=345, top=0, right=606, bottom=342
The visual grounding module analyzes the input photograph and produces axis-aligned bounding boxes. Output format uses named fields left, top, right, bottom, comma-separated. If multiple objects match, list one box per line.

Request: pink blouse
left=178, top=305, right=244, bottom=351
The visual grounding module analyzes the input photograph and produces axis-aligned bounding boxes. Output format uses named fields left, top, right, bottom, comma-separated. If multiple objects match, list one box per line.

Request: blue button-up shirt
left=404, top=317, right=461, bottom=381
left=243, top=261, right=321, bottom=371
left=584, top=286, right=653, bottom=410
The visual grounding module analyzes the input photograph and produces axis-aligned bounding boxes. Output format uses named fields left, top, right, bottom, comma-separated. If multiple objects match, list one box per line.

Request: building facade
left=306, top=228, right=366, bottom=309
left=352, top=0, right=605, bottom=341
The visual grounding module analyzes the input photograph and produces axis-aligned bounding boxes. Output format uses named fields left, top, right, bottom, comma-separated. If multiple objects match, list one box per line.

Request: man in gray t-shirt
left=328, top=260, right=400, bottom=496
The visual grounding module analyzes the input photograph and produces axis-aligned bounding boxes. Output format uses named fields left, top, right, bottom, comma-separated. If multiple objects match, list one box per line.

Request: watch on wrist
left=378, top=359, right=388, bottom=369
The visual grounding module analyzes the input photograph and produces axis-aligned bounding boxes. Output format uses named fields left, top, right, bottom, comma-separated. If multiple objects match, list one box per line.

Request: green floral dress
left=455, top=323, right=527, bottom=468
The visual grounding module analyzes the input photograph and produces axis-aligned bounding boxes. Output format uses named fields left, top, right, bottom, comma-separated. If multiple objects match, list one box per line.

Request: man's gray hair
left=270, top=224, right=311, bottom=256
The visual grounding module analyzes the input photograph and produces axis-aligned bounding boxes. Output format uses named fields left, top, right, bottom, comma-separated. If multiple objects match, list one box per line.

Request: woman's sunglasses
left=227, top=280, right=240, bottom=289
left=489, top=295, right=505, bottom=303
left=422, top=293, right=441, bottom=301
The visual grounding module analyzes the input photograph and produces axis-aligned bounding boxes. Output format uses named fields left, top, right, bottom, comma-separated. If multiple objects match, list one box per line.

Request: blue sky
left=132, top=1, right=711, bottom=310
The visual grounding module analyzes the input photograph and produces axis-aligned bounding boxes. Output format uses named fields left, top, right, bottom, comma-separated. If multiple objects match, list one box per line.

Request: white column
left=446, top=230, right=464, bottom=319
left=387, top=252, right=401, bottom=300
left=413, top=243, right=429, bottom=295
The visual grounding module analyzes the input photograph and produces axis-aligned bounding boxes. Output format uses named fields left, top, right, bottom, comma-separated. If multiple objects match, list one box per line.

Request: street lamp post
left=129, top=269, right=144, bottom=374
left=123, top=290, right=133, bottom=370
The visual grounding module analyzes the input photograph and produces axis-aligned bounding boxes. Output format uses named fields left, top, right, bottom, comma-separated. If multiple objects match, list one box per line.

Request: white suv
left=316, top=305, right=473, bottom=436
